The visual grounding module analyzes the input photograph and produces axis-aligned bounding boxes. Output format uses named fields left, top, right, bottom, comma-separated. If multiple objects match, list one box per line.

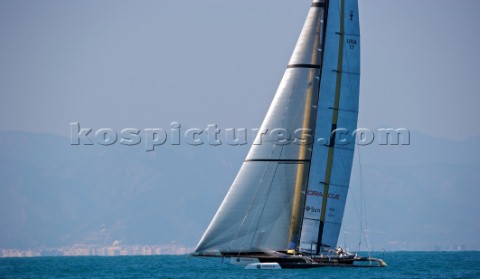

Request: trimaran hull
left=203, top=252, right=387, bottom=269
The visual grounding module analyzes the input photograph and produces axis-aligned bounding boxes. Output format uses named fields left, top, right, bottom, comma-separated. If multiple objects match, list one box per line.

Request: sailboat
left=193, top=0, right=386, bottom=269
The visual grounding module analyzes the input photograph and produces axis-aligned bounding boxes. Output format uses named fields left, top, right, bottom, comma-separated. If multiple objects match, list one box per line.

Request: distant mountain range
left=344, top=131, right=480, bottom=251
left=0, top=131, right=478, bottom=251
left=0, top=131, right=247, bottom=250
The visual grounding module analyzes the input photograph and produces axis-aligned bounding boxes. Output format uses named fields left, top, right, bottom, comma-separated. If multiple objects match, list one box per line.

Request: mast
left=284, top=0, right=329, bottom=251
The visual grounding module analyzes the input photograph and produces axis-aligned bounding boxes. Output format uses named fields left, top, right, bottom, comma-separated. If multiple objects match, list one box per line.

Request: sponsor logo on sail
left=305, top=206, right=321, bottom=213
left=307, top=190, right=340, bottom=200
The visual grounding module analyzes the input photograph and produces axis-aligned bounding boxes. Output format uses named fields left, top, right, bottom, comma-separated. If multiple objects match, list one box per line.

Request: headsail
left=195, top=0, right=359, bottom=256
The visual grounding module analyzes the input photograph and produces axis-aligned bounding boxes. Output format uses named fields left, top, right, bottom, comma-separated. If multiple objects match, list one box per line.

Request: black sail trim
left=287, top=64, right=321, bottom=69
left=311, top=2, right=326, bottom=8
left=245, top=159, right=310, bottom=163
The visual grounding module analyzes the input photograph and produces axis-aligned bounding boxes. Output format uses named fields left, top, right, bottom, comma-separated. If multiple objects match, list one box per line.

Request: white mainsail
left=195, top=0, right=360, bottom=256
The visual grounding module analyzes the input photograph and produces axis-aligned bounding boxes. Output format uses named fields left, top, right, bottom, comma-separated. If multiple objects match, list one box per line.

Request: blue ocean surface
left=1, top=252, right=479, bottom=278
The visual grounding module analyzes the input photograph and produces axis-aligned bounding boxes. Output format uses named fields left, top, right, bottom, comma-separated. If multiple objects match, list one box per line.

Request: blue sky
left=1, top=0, right=479, bottom=140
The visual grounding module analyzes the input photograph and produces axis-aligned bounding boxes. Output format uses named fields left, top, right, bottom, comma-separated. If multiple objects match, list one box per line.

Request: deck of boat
left=217, top=251, right=387, bottom=269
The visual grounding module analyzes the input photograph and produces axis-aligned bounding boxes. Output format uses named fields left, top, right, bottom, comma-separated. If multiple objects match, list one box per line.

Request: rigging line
left=358, top=145, right=372, bottom=258
left=358, top=146, right=368, bottom=232
left=230, top=110, right=283, bottom=253
left=249, top=163, right=281, bottom=249
left=227, top=161, right=272, bottom=255
left=235, top=119, right=288, bottom=254
left=349, top=152, right=362, bottom=252
left=358, top=144, right=368, bottom=252
left=243, top=145, right=284, bottom=252
left=231, top=80, right=293, bottom=254
left=357, top=143, right=372, bottom=257
left=358, top=146, right=363, bottom=251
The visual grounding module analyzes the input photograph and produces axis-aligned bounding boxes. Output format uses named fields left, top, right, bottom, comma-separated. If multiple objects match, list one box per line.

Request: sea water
left=1, top=252, right=479, bottom=278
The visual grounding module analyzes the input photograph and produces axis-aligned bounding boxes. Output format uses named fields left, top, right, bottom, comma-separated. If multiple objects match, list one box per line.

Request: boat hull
left=227, top=254, right=387, bottom=269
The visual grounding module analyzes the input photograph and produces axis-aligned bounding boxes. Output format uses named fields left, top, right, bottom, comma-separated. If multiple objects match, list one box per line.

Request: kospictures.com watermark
left=70, top=122, right=410, bottom=152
